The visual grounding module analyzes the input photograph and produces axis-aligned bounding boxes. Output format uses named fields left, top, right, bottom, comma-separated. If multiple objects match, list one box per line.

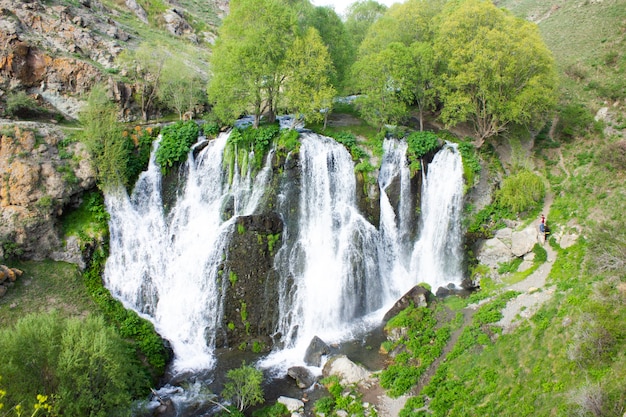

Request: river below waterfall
left=104, top=129, right=464, bottom=415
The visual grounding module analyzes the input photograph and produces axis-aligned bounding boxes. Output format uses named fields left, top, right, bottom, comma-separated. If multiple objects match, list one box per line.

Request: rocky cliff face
left=0, top=122, right=95, bottom=261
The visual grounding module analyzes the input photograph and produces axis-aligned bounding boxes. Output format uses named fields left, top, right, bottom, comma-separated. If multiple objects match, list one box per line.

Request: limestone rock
left=383, top=285, right=431, bottom=322
left=125, top=0, right=148, bottom=24
left=163, top=9, right=193, bottom=37
left=322, top=355, right=372, bottom=386
left=511, top=227, right=538, bottom=257
left=277, top=396, right=304, bottom=413
left=476, top=236, right=514, bottom=269
left=304, top=336, right=330, bottom=367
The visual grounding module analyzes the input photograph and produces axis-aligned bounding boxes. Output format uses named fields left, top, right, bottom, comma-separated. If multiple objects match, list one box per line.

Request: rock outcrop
left=0, top=123, right=95, bottom=261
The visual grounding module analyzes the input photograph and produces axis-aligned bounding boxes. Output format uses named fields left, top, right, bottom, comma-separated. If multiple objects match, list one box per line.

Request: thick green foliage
left=406, top=131, right=439, bottom=159
left=221, top=363, right=264, bottom=412
left=84, top=247, right=168, bottom=374
left=5, top=91, right=47, bottom=118
left=327, top=131, right=366, bottom=160
left=0, top=312, right=151, bottom=417
left=380, top=305, right=453, bottom=397
left=223, top=124, right=281, bottom=183
left=497, top=170, right=545, bottom=214
left=457, top=141, right=481, bottom=187
left=155, top=120, right=200, bottom=172
left=251, top=402, right=289, bottom=417
left=556, top=103, right=595, bottom=142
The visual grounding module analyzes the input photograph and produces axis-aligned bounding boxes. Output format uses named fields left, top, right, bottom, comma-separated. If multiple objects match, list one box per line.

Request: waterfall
left=378, top=138, right=414, bottom=296
left=267, top=133, right=384, bottom=367
left=103, top=128, right=465, bottom=375
left=104, top=132, right=273, bottom=373
left=410, top=142, right=464, bottom=289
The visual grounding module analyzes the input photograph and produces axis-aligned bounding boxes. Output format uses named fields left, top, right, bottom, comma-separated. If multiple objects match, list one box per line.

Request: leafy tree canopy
left=344, top=0, right=388, bottom=50
left=207, top=0, right=298, bottom=127
left=283, top=27, right=336, bottom=127
left=434, top=0, right=558, bottom=145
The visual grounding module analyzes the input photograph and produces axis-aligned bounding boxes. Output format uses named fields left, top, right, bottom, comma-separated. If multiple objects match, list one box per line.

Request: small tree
left=79, top=85, right=129, bottom=190
left=283, top=27, right=336, bottom=128
left=221, top=363, right=264, bottom=412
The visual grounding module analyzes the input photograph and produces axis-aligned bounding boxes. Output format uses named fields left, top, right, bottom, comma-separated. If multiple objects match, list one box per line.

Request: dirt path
left=366, top=192, right=558, bottom=416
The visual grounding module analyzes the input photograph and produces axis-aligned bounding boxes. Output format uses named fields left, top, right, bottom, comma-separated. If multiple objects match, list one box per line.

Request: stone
left=0, top=285, right=7, bottom=297
left=287, top=366, right=317, bottom=389
left=125, top=0, right=148, bottom=23
left=476, top=237, right=514, bottom=269
left=322, top=355, right=372, bottom=386
left=277, top=396, right=304, bottom=413
left=304, top=336, right=330, bottom=367
left=383, top=285, right=431, bottom=322
left=511, top=227, right=538, bottom=257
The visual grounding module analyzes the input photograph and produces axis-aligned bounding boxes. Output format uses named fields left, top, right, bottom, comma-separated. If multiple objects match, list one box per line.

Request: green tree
left=221, top=363, right=264, bottom=412
left=352, top=42, right=416, bottom=127
left=79, top=84, right=130, bottom=191
left=207, top=0, right=297, bottom=127
left=117, top=42, right=169, bottom=121
left=158, top=61, right=206, bottom=120
left=283, top=27, right=336, bottom=128
left=434, top=0, right=558, bottom=146
left=344, top=0, right=387, bottom=51
left=307, top=6, right=355, bottom=92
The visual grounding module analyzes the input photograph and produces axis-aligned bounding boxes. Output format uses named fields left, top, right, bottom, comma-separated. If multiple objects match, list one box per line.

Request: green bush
left=155, top=121, right=200, bottom=172
left=497, top=170, right=545, bottom=214
left=556, top=103, right=594, bottom=142
left=252, top=402, right=289, bottom=417
left=221, top=363, right=264, bottom=412
left=458, top=140, right=481, bottom=186
left=0, top=312, right=151, bottom=417
left=406, top=131, right=439, bottom=160
left=327, top=131, right=366, bottom=160
left=596, top=140, right=626, bottom=171
left=5, top=91, right=43, bottom=118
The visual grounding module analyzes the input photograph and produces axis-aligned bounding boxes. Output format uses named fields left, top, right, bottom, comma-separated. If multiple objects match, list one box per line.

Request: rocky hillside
left=0, top=0, right=224, bottom=262
left=0, top=0, right=222, bottom=119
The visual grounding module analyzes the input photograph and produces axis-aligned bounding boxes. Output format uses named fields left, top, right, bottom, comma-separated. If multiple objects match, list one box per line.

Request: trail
left=368, top=191, right=559, bottom=416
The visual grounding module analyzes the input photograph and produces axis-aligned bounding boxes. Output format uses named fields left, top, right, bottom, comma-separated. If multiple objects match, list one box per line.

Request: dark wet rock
left=287, top=366, right=317, bottom=389
left=304, top=336, right=330, bottom=367
left=383, top=284, right=432, bottom=322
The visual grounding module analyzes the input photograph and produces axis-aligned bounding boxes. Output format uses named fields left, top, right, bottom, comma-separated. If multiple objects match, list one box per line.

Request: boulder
left=287, top=366, right=317, bottom=389
left=304, top=336, right=330, bottom=367
left=322, top=355, right=372, bottom=386
left=476, top=236, right=515, bottom=269
left=383, top=285, right=431, bottom=322
left=277, top=396, right=304, bottom=413
left=511, top=227, right=538, bottom=257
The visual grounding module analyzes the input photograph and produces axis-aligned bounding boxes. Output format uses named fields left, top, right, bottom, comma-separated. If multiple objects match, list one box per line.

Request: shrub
left=497, top=170, right=545, bottom=214
left=155, top=120, right=200, bottom=172
left=406, top=130, right=439, bottom=160
left=5, top=91, right=43, bottom=118
left=0, top=312, right=151, bottom=417
left=596, top=140, right=626, bottom=171
left=556, top=103, right=594, bottom=142
left=221, top=363, right=264, bottom=412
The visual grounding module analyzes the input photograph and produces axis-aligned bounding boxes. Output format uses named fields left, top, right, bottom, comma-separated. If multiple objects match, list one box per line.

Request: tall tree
left=352, top=42, right=416, bottom=127
left=207, top=0, right=297, bottom=127
left=434, top=0, right=558, bottom=146
left=344, top=0, right=387, bottom=51
left=307, top=6, right=355, bottom=92
left=283, top=27, right=336, bottom=128
left=158, top=61, right=206, bottom=120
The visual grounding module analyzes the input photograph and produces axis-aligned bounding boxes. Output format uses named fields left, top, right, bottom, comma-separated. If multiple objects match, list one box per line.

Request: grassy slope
left=397, top=1, right=626, bottom=416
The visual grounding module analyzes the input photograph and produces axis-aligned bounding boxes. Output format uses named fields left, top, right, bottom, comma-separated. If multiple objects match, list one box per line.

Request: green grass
left=0, top=260, right=96, bottom=328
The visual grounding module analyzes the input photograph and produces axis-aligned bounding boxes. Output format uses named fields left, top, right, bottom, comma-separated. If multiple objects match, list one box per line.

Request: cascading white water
left=104, top=132, right=274, bottom=373
left=410, top=143, right=464, bottom=289
left=104, top=128, right=465, bottom=375
left=267, top=133, right=384, bottom=367
left=378, top=138, right=414, bottom=296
